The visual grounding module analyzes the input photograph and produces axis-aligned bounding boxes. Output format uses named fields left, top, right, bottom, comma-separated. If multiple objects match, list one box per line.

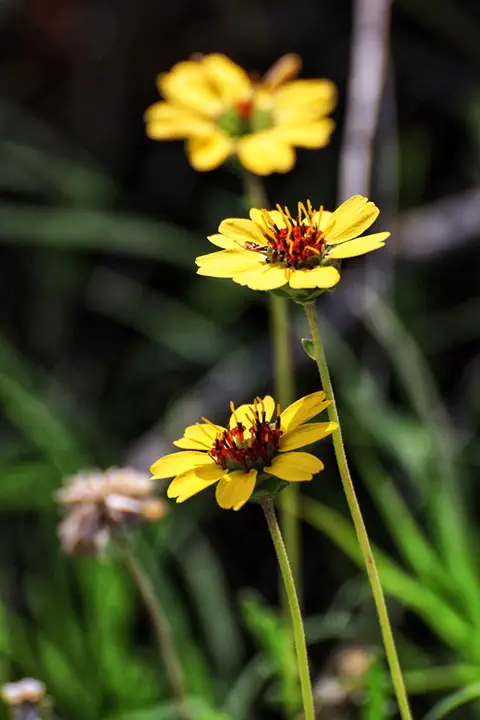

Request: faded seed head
left=56, top=468, right=168, bottom=555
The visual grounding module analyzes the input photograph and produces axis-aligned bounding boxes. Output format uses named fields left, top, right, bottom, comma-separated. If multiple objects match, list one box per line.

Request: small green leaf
left=301, top=338, right=315, bottom=360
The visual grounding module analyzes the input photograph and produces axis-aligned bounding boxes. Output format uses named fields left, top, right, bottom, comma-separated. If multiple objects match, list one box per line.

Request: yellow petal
left=202, top=53, right=252, bottom=104
left=274, top=119, right=335, bottom=148
left=186, top=132, right=234, bottom=171
left=150, top=451, right=212, bottom=479
left=173, top=422, right=219, bottom=450
left=289, top=266, right=340, bottom=289
left=237, top=132, right=296, bottom=175
left=233, top=264, right=289, bottom=291
left=327, top=232, right=390, bottom=259
left=266, top=451, right=324, bottom=481
left=250, top=208, right=287, bottom=230
left=273, top=80, right=337, bottom=123
left=167, top=465, right=225, bottom=502
left=279, top=422, right=337, bottom=451
left=144, top=102, right=214, bottom=139
left=312, top=209, right=333, bottom=231
left=159, top=63, right=224, bottom=116
left=218, top=218, right=267, bottom=246
left=326, top=196, right=380, bottom=244
left=196, top=249, right=259, bottom=278
left=215, top=469, right=257, bottom=510
left=207, top=233, right=241, bottom=250
left=262, top=54, right=302, bottom=91
left=280, top=391, right=329, bottom=431
left=230, top=395, right=275, bottom=429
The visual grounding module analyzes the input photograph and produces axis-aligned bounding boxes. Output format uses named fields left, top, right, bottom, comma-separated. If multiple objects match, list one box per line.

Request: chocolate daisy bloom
left=144, top=53, right=336, bottom=174
left=150, top=392, right=337, bottom=511
left=57, top=468, right=168, bottom=555
left=196, top=195, right=390, bottom=296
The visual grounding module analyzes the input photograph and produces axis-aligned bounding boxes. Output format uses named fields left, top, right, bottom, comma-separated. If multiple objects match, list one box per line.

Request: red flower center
left=209, top=401, right=282, bottom=472
left=236, top=98, right=254, bottom=120
left=245, top=203, right=329, bottom=269
left=266, top=224, right=327, bottom=268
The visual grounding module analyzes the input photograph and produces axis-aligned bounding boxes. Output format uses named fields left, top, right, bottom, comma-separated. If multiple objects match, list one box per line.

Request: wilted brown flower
left=56, top=468, right=168, bottom=555
left=1, top=678, right=46, bottom=707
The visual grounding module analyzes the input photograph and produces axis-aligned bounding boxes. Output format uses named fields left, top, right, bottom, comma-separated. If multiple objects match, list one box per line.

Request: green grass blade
left=423, top=682, right=480, bottom=720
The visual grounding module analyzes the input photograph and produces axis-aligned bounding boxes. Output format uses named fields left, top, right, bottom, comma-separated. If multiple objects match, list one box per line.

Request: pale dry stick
left=338, top=0, right=395, bottom=394
left=338, top=0, right=393, bottom=200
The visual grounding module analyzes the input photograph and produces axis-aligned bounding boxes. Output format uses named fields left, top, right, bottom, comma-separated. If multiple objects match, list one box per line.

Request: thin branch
left=338, top=0, right=393, bottom=200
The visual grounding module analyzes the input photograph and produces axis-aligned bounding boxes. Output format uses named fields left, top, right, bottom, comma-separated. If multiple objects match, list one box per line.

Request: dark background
left=0, top=0, right=479, bottom=718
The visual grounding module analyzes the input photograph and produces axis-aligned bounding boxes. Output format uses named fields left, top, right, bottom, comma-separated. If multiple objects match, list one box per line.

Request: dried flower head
left=1, top=678, right=46, bottom=706
left=57, top=468, right=168, bottom=555
left=145, top=53, right=336, bottom=174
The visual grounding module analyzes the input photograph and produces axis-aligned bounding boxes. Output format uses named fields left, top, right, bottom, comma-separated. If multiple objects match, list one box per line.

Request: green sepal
left=270, top=286, right=327, bottom=305
left=250, top=473, right=289, bottom=502
left=301, top=338, right=315, bottom=360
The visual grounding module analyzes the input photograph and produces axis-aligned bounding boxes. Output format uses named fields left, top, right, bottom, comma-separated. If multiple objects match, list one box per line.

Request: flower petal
left=150, top=451, right=212, bottom=478
left=312, top=209, right=333, bottom=232
left=207, top=233, right=241, bottom=250
left=237, top=132, right=295, bottom=175
left=274, top=119, right=335, bottom=148
left=202, top=53, right=252, bottom=104
left=327, top=232, right=390, bottom=259
left=273, top=80, right=337, bottom=123
left=233, top=264, right=289, bottom=291
left=218, top=218, right=266, bottom=246
left=289, top=266, right=340, bottom=289
left=196, top=249, right=259, bottom=277
left=167, top=465, right=225, bottom=502
left=326, top=196, right=380, bottom=244
left=186, top=132, right=234, bottom=171
left=144, top=102, right=214, bottom=139
left=230, top=395, right=275, bottom=428
left=158, top=62, right=224, bottom=116
left=280, top=391, right=329, bottom=431
left=173, top=422, right=220, bottom=450
left=266, top=451, right=324, bottom=481
left=262, top=54, right=302, bottom=91
left=249, top=208, right=287, bottom=230
left=279, top=422, right=337, bottom=451
left=215, top=469, right=257, bottom=510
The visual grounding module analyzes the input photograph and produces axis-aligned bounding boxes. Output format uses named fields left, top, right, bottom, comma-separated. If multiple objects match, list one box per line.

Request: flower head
left=145, top=53, right=336, bottom=174
left=56, top=468, right=168, bottom=555
left=150, top=392, right=337, bottom=511
left=196, top=195, right=390, bottom=297
left=1, top=678, right=46, bottom=707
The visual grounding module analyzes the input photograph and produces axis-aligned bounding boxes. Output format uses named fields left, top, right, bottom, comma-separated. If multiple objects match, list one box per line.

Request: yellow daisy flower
left=151, top=392, right=337, bottom=511
left=196, top=195, right=390, bottom=293
left=144, top=53, right=336, bottom=175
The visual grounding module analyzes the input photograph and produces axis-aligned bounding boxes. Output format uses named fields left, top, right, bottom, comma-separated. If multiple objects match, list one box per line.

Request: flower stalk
left=260, top=496, right=315, bottom=720
left=303, top=300, right=413, bottom=720
left=243, top=170, right=301, bottom=713
left=112, top=532, right=191, bottom=720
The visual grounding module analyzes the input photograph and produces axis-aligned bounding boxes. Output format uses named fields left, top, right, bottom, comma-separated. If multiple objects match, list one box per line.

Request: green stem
left=260, top=496, right=315, bottom=720
left=113, top=533, right=190, bottom=719
left=303, top=300, right=413, bottom=720
left=242, top=170, right=300, bottom=712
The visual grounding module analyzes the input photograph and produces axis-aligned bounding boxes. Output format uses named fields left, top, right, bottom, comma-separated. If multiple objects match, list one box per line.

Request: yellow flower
left=150, top=392, right=337, bottom=511
left=196, top=195, right=390, bottom=293
left=144, top=53, right=336, bottom=174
